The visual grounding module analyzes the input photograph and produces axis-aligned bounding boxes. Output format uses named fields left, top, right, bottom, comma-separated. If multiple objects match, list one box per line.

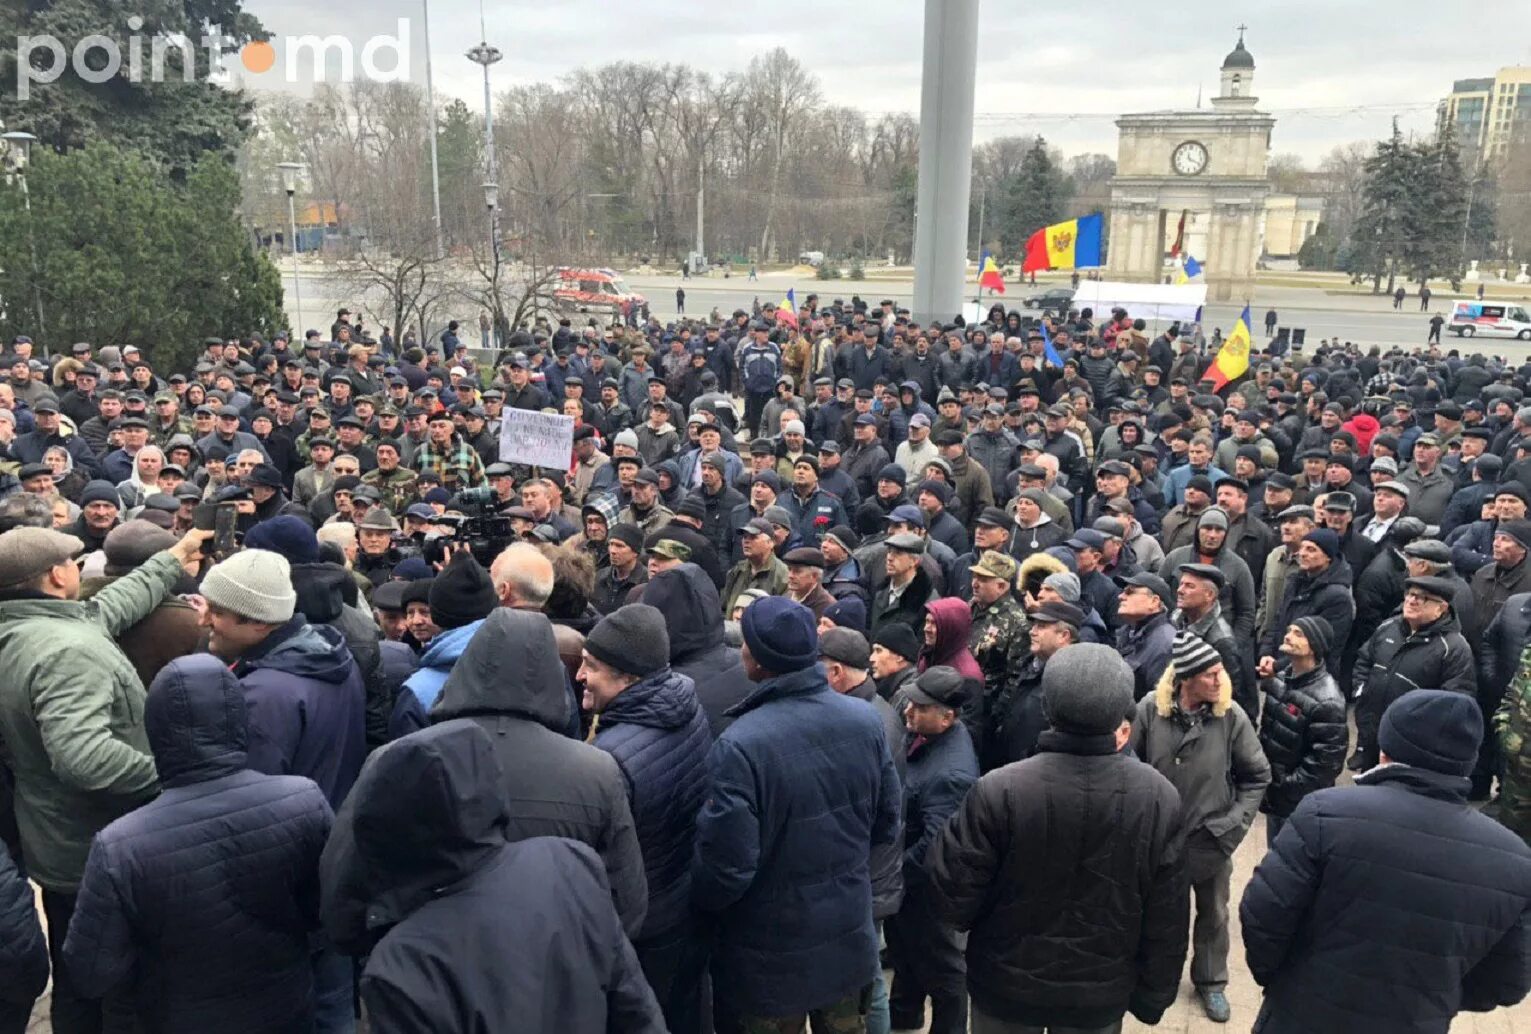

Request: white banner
left=1070, top=280, right=1208, bottom=323
left=498, top=409, right=575, bottom=470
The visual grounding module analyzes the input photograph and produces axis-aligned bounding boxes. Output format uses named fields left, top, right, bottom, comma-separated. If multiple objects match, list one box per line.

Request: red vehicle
left=551, top=267, right=646, bottom=315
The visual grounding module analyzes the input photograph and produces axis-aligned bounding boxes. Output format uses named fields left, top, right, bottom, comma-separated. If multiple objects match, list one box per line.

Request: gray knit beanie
left=200, top=549, right=297, bottom=624
left=585, top=604, right=670, bottom=679
left=1042, top=644, right=1135, bottom=735
left=1042, top=571, right=1081, bottom=603
left=102, top=520, right=177, bottom=577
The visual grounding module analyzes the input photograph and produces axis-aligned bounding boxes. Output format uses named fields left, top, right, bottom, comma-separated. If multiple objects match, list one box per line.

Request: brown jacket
left=79, top=577, right=203, bottom=689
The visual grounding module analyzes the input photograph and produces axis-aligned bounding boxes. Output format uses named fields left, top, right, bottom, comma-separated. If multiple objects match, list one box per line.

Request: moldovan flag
left=1175, top=254, right=1203, bottom=285
left=978, top=250, right=1005, bottom=294
left=778, top=288, right=798, bottom=327
left=1204, top=305, right=1253, bottom=393
left=1022, top=213, right=1104, bottom=273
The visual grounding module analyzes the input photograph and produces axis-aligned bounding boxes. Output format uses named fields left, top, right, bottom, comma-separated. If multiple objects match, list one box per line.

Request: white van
left=1449, top=300, right=1531, bottom=339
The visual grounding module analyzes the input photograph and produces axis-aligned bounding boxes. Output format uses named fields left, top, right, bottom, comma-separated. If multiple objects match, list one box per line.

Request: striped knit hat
left=1171, top=631, right=1220, bottom=680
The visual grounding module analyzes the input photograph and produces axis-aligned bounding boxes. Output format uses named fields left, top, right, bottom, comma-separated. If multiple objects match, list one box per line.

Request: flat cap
left=0, top=528, right=84, bottom=590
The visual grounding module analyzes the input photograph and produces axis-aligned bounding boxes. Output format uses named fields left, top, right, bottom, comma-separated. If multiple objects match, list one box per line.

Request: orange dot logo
left=241, top=40, right=276, bottom=74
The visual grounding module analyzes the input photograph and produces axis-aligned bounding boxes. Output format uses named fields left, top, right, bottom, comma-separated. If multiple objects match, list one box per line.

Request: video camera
left=430, top=488, right=518, bottom=567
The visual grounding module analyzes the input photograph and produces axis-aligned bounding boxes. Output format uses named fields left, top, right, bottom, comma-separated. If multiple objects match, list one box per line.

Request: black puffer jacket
left=336, top=722, right=665, bottom=1034
left=320, top=610, right=648, bottom=951
left=640, top=564, right=755, bottom=738
left=1479, top=591, right=1531, bottom=705
left=1259, top=557, right=1356, bottom=660
left=928, top=729, right=1188, bottom=1029
left=1242, top=764, right=1531, bottom=1034
left=0, top=839, right=46, bottom=1033
left=1257, top=666, right=1347, bottom=817
left=63, top=655, right=332, bottom=1034
left=591, top=669, right=712, bottom=941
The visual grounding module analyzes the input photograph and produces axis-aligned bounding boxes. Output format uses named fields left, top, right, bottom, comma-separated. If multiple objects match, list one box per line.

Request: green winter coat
left=0, top=551, right=180, bottom=891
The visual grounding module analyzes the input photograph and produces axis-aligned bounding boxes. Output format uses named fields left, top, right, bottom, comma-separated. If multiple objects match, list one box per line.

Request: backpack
left=742, top=343, right=780, bottom=395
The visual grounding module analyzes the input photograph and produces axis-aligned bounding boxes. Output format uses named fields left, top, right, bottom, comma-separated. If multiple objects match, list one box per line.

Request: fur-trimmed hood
left=1152, top=660, right=1233, bottom=718
left=1018, top=550, right=1067, bottom=596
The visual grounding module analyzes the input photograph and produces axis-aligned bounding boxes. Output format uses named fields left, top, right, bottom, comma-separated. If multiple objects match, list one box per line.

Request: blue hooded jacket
left=235, top=617, right=367, bottom=809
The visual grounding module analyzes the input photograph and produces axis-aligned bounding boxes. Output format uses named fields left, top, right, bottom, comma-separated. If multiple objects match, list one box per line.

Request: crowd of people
left=1, top=294, right=1531, bottom=1034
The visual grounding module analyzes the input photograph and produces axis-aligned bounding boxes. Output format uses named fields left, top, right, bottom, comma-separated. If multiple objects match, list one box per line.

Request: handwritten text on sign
left=498, top=410, right=575, bottom=470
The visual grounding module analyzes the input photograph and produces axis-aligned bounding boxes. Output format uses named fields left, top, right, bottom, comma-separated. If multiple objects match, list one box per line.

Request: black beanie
left=428, top=552, right=498, bottom=630
left=872, top=622, right=921, bottom=664
left=609, top=522, right=644, bottom=553
left=1292, top=615, right=1334, bottom=661
left=585, top=604, right=670, bottom=678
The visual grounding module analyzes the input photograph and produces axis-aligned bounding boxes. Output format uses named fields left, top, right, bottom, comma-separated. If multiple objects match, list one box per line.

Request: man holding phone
left=0, top=523, right=213, bottom=1032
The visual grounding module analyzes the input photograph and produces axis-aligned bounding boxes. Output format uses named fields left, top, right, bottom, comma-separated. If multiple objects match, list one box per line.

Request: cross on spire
left=1236, top=24, right=1248, bottom=43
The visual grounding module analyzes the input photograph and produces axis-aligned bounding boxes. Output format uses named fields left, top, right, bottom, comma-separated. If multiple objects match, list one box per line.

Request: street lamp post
left=484, top=181, right=500, bottom=329
left=277, top=161, right=305, bottom=334
left=2, top=131, right=44, bottom=340
left=420, top=0, right=445, bottom=258
left=466, top=35, right=502, bottom=267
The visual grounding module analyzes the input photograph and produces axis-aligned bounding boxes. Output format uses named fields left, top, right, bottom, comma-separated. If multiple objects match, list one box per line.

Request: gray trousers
left=1190, top=853, right=1233, bottom=991
left=971, top=1008, right=1122, bottom=1034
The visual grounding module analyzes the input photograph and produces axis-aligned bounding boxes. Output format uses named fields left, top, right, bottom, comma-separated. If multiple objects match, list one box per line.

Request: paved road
left=283, top=264, right=1531, bottom=362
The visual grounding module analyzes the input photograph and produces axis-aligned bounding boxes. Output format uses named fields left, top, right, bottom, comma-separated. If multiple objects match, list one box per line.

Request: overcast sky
left=232, top=0, right=1531, bottom=164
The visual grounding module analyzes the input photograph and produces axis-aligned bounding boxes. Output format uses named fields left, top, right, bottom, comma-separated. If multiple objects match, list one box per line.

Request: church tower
left=1212, top=29, right=1258, bottom=111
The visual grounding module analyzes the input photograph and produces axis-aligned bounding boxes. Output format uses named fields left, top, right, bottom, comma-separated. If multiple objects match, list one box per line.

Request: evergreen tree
left=0, top=0, right=266, bottom=176
left=0, top=143, right=284, bottom=363
left=1001, top=138, right=1066, bottom=255
left=1404, top=122, right=1470, bottom=289
left=1351, top=120, right=1413, bottom=294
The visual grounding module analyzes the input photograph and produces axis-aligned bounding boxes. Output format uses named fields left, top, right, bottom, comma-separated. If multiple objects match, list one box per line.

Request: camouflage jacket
left=1496, top=641, right=1531, bottom=842
left=150, top=416, right=195, bottom=449
left=970, top=594, right=1030, bottom=706
left=362, top=467, right=420, bottom=515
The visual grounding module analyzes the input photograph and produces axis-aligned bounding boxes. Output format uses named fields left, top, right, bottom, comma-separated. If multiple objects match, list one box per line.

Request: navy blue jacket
left=592, top=669, right=712, bottom=941
left=63, top=656, right=332, bottom=1034
left=0, top=839, right=46, bottom=1031
left=693, top=665, right=903, bottom=1016
left=234, top=617, right=368, bottom=809
left=1242, top=764, right=1531, bottom=1034
left=903, top=723, right=978, bottom=882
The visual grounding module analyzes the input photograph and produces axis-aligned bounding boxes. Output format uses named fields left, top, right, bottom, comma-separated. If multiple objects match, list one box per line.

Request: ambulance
left=1449, top=300, right=1531, bottom=339
left=551, top=268, right=646, bottom=315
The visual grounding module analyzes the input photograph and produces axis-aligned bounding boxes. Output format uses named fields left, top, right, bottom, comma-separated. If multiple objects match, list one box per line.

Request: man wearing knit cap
left=1257, top=528, right=1356, bottom=691
left=886, top=666, right=978, bottom=1034
left=780, top=453, right=849, bottom=548
left=871, top=621, right=922, bottom=703
left=389, top=551, right=500, bottom=740
left=694, top=595, right=901, bottom=1031
left=1256, top=615, right=1346, bottom=845
left=579, top=605, right=712, bottom=1033
left=1244, top=690, right=1531, bottom=1034
left=593, top=523, right=647, bottom=615
left=930, top=644, right=1190, bottom=1033
left=1159, top=507, right=1258, bottom=651
left=1466, top=518, right=1531, bottom=646
left=1352, top=576, right=1475, bottom=771
left=66, top=479, right=121, bottom=553
left=0, top=524, right=212, bottom=1032
left=1131, top=632, right=1268, bottom=1024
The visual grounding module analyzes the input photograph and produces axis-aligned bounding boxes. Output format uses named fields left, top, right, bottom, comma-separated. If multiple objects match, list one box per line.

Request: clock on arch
left=1172, top=140, right=1209, bottom=176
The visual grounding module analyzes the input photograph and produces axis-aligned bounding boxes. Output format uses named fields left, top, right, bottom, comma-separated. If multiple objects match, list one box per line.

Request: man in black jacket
left=930, top=644, right=1188, bottom=1032
left=1257, top=617, right=1346, bottom=844
left=1242, top=690, right=1531, bottom=1034
left=324, top=721, right=666, bottom=1033
left=1351, top=576, right=1477, bottom=771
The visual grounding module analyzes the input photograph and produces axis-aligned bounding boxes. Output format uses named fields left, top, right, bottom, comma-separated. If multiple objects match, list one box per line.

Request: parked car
left=1024, top=287, right=1075, bottom=310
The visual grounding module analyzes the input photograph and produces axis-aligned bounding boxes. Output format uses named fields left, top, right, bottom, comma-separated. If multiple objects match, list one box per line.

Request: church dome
left=1222, top=37, right=1254, bottom=69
